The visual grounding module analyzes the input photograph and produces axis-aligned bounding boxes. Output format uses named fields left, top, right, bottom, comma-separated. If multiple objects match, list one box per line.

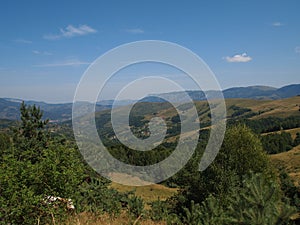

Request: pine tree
left=13, top=101, right=49, bottom=163
left=228, top=173, right=296, bottom=225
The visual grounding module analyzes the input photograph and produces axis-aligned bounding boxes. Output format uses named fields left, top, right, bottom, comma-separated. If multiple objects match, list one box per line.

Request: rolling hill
left=149, top=84, right=300, bottom=102
left=0, top=84, right=299, bottom=122
left=67, top=96, right=299, bottom=144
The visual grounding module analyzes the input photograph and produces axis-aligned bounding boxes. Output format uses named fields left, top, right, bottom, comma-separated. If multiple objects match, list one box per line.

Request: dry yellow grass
left=223, top=96, right=300, bottom=119
left=109, top=173, right=178, bottom=204
left=147, top=96, right=300, bottom=122
left=262, top=127, right=300, bottom=139
left=247, top=96, right=300, bottom=119
left=270, top=145, right=300, bottom=186
left=65, top=173, right=175, bottom=224
left=66, top=212, right=166, bottom=225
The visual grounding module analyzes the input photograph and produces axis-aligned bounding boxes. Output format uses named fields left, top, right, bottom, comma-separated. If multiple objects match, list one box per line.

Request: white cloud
left=44, top=24, right=97, bottom=40
left=33, top=59, right=90, bottom=67
left=124, top=28, right=144, bottom=34
left=14, top=38, right=32, bottom=44
left=295, top=46, right=300, bottom=54
left=225, top=53, right=252, bottom=63
left=32, top=50, right=52, bottom=55
left=272, top=22, right=284, bottom=27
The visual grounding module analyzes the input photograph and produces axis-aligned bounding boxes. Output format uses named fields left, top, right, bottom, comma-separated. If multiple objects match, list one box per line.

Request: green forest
left=1, top=102, right=300, bottom=224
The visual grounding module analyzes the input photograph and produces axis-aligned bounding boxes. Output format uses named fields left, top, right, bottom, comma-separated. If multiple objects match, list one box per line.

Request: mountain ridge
left=0, top=84, right=299, bottom=121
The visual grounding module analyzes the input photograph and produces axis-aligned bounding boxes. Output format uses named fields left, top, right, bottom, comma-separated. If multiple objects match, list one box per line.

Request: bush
left=77, top=177, right=123, bottom=216
left=149, top=198, right=169, bottom=221
left=180, top=173, right=296, bottom=225
left=127, top=194, right=144, bottom=218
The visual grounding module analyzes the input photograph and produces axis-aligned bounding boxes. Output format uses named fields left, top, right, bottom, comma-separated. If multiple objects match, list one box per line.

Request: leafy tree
left=184, top=125, right=273, bottom=206
left=0, top=103, right=85, bottom=224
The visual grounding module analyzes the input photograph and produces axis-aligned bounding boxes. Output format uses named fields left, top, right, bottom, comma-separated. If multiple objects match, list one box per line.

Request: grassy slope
left=214, top=96, right=300, bottom=119
left=270, top=145, right=300, bottom=186
left=109, top=173, right=177, bottom=204
left=66, top=212, right=166, bottom=225
left=262, top=127, right=300, bottom=139
left=66, top=173, right=176, bottom=224
left=149, top=96, right=300, bottom=122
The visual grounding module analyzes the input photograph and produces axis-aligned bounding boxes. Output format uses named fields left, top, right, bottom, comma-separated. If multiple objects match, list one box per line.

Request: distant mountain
left=0, top=84, right=299, bottom=121
left=274, top=84, right=300, bottom=98
left=97, top=99, right=136, bottom=106
left=0, top=98, right=111, bottom=122
left=0, top=98, right=22, bottom=120
left=223, top=86, right=277, bottom=99
left=149, top=84, right=300, bottom=102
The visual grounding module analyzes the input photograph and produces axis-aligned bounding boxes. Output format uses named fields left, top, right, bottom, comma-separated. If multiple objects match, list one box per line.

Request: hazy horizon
left=1, top=82, right=299, bottom=104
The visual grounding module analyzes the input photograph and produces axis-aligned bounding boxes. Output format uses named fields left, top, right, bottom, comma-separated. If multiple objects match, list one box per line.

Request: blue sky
left=0, top=0, right=300, bottom=102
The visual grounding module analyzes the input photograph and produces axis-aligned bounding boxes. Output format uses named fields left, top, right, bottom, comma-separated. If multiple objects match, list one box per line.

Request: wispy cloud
left=14, top=38, right=32, bottom=44
left=225, top=53, right=252, bottom=63
left=272, top=22, right=284, bottom=27
left=33, top=59, right=90, bottom=67
left=44, top=24, right=97, bottom=40
left=295, top=46, right=300, bottom=54
left=124, top=28, right=144, bottom=34
left=32, top=50, right=53, bottom=56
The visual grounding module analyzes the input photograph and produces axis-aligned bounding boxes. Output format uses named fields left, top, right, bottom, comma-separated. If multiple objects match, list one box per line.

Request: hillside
left=59, top=96, right=300, bottom=144
left=271, top=145, right=300, bottom=186
left=150, top=84, right=300, bottom=102
left=109, top=173, right=178, bottom=204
